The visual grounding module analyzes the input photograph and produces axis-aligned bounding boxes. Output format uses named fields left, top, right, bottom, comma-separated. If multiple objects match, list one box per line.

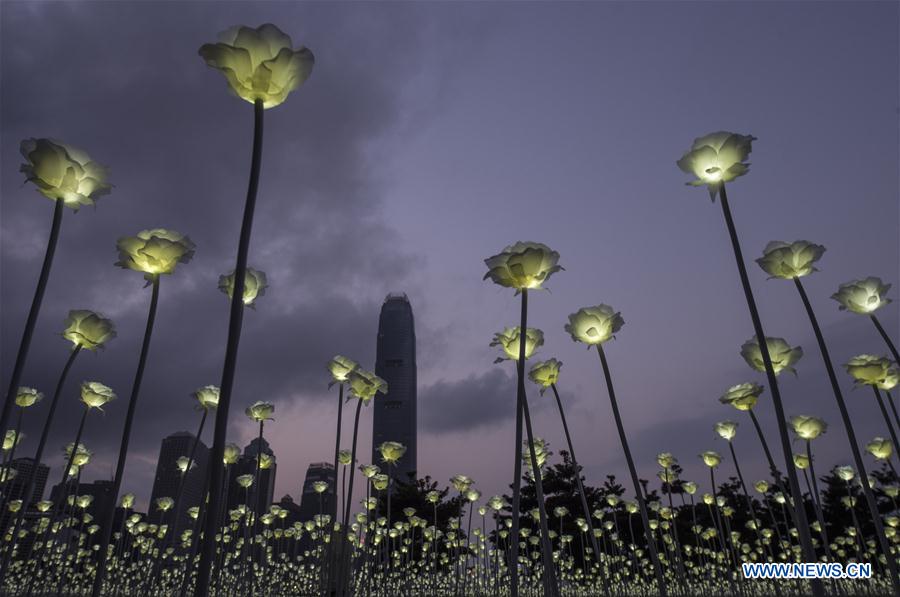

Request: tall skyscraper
left=0, top=458, right=49, bottom=529
left=371, top=293, right=417, bottom=482
left=297, top=462, right=336, bottom=522
left=6, top=457, right=49, bottom=504
left=148, top=431, right=209, bottom=536
left=226, top=437, right=276, bottom=518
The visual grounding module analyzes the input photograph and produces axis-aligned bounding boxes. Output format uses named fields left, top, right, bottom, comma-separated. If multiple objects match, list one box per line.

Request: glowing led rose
left=789, top=416, right=827, bottom=441
left=844, top=355, right=896, bottom=388
left=218, top=267, right=268, bottom=307
left=740, top=336, right=803, bottom=376
left=755, top=241, right=826, bottom=280
left=20, top=138, right=111, bottom=209
left=66, top=443, right=92, bottom=467
left=347, top=369, right=388, bottom=404
left=360, top=464, right=380, bottom=479
left=792, top=454, right=810, bottom=469
left=682, top=481, right=698, bottom=495
left=155, top=497, right=174, bottom=512
left=223, top=443, right=241, bottom=465
left=199, top=24, right=314, bottom=109
left=450, top=475, right=473, bottom=494
left=193, top=385, right=220, bottom=410
left=719, top=382, right=764, bottom=411
left=522, top=437, right=551, bottom=477
left=700, top=451, right=722, bottom=468
left=425, top=490, right=440, bottom=504
left=676, top=131, right=755, bottom=199
left=176, top=456, right=197, bottom=475
left=257, top=453, right=275, bottom=470
left=378, top=441, right=407, bottom=465
left=15, top=386, right=43, bottom=408
left=832, top=277, right=892, bottom=314
left=483, top=241, right=563, bottom=292
left=120, top=493, right=135, bottom=509
left=564, top=305, right=624, bottom=346
left=658, top=469, right=678, bottom=484
left=115, top=229, right=195, bottom=279
left=372, top=474, right=389, bottom=491
left=657, top=453, right=677, bottom=469
left=487, top=495, right=506, bottom=511
left=236, top=474, right=254, bottom=488
left=62, top=310, right=116, bottom=351
left=865, top=437, right=893, bottom=461
left=36, top=500, right=53, bottom=513
left=3, top=430, right=23, bottom=451
left=753, top=480, right=769, bottom=494
left=327, top=355, right=359, bottom=386
left=80, top=381, right=116, bottom=410
left=490, top=327, right=544, bottom=362
left=528, top=358, right=563, bottom=392
left=245, top=401, right=275, bottom=422
left=312, top=481, right=329, bottom=494
left=466, top=488, right=481, bottom=503
left=876, top=365, right=900, bottom=391
left=714, top=421, right=738, bottom=442
left=338, top=449, right=352, bottom=466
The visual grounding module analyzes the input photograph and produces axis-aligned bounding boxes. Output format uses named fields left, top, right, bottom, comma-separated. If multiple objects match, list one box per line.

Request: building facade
left=226, top=436, right=276, bottom=518
left=6, top=457, right=49, bottom=504
left=148, top=431, right=209, bottom=537
left=371, top=293, right=417, bottom=483
left=297, top=462, right=336, bottom=522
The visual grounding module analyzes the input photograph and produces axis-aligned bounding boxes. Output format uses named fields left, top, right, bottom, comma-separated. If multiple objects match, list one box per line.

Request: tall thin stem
left=195, top=98, right=265, bottom=597
left=326, top=382, right=344, bottom=592
left=717, top=184, right=820, bottom=595
left=0, top=344, right=81, bottom=583
left=872, top=387, right=900, bottom=462
left=549, top=383, right=610, bottom=597
left=520, top=393, right=558, bottom=597
left=91, top=275, right=161, bottom=597
left=871, top=314, right=900, bottom=365
left=0, top=200, right=64, bottom=449
left=595, top=343, right=667, bottom=597
left=508, top=289, right=528, bottom=597
left=804, top=440, right=831, bottom=559
left=793, top=276, right=900, bottom=592
left=338, top=398, right=364, bottom=597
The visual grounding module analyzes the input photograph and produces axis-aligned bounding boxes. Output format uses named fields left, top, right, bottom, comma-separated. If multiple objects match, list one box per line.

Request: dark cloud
left=420, top=367, right=555, bottom=433
left=0, top=1, right=456, bottom=503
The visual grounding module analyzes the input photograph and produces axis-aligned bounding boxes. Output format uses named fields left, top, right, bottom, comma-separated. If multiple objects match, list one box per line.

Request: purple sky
left=1, top=1, right=898, bottom=513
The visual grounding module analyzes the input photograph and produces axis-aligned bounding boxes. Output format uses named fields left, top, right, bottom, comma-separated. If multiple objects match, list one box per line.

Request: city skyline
left=0, top=0, right=897, bottom=515
left=371, top=292, right=418, bottom=481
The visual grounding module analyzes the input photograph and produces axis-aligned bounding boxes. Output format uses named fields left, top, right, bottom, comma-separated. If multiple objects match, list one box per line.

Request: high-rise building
left=371, top=293, right=417, bottom=482
left=49, top=479, right=115, bottom=526
left=297, top=462, right=336, bottom=523
left=0, top=458, right=49, bottom=529
left=226, top=437, right=276, bottom=518
left=148, top=431, right=209, bottom=536
left=7, top=457, right=49, bottom=504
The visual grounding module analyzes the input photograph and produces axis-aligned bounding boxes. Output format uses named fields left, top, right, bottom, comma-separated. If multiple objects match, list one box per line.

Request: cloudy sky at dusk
left=1, top=1, right=897, bottom=513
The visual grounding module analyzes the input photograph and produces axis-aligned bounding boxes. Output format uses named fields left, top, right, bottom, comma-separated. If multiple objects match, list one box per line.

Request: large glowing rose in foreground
left=199, top=23, right=314, bottom=109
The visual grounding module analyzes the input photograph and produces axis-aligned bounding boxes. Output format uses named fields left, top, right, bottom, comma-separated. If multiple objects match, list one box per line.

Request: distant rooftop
left=384, top=292, right=409, bottom=303
left=308, top=462, right=335, bottom=470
